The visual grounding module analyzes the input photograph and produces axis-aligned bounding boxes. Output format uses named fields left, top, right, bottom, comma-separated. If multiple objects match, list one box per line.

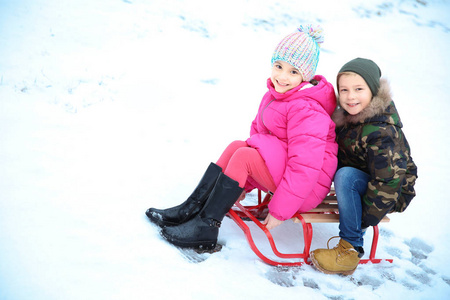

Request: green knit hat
left=338, top=58, right=382, bottom=96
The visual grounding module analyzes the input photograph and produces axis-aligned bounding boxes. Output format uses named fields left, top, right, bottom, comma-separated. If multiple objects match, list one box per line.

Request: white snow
left=1, top=0, right=449, bottom=299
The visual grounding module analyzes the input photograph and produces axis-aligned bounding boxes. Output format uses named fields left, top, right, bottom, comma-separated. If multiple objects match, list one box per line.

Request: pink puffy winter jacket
left=246, top=75, right=338, bottom=221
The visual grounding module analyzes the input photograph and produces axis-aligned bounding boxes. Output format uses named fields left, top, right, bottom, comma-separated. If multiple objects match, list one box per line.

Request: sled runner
left=227, top=189, right=393, bottom=267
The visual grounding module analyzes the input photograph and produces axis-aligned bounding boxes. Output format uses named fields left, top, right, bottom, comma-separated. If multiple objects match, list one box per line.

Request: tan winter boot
left=310, top=237, right=361, bottom=275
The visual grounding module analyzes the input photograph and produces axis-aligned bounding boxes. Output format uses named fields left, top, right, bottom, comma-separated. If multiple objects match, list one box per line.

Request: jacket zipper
left=261, top=99, right=275, bottom=135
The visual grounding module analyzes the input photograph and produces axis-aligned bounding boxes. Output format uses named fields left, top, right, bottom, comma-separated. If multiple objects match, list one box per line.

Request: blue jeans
left=334, top=167, right=371, bottom=248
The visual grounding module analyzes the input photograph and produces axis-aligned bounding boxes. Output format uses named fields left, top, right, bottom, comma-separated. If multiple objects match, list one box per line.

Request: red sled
left=227, top=189, right=393, bottom=267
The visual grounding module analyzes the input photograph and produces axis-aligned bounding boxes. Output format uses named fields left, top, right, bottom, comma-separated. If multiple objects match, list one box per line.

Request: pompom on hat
left=271, top=25, right=324, bottom=81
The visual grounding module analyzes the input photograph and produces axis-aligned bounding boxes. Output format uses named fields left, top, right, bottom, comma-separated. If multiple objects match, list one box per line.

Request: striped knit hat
left=271, top=25, right=324, bottom=81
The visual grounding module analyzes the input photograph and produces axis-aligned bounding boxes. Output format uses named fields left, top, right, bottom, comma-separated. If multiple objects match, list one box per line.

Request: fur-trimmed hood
left=332, top=78, right=402, bottom=128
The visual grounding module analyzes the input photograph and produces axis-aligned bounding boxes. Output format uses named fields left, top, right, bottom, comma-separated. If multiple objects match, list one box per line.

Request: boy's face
left=271, top=61, right=303, bottom=94
left=338, top=73, right=373, bottom=115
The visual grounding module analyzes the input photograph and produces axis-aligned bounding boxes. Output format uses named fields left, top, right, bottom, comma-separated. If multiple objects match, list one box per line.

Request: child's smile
left=347, top=103, right=360, bottom=107
left=271, top=61, right=303, bottom=93
left=338, top=73, right=373, bottom=115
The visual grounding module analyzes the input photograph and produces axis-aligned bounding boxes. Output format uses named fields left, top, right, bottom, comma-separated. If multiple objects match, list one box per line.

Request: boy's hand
left=262, top=213, right=283, bottom=230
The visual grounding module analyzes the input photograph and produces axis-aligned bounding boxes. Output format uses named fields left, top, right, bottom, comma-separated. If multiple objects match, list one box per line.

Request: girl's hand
left=237, top=190, right=246, bottom=202
left=262, top=213, right=283, bottom=230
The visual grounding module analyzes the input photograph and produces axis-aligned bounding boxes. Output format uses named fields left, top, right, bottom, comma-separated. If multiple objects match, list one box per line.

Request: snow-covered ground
left=1, top=0, right=449, bottom=299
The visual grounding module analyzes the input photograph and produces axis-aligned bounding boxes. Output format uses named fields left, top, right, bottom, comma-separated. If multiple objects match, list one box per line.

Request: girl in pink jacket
left=146, top=25, right=338, bottom=251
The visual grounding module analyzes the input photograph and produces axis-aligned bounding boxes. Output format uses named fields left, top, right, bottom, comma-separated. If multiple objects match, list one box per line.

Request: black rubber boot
left=146, top=163, right=222, bottom=228
left=161, top=173, right=243, bottom=250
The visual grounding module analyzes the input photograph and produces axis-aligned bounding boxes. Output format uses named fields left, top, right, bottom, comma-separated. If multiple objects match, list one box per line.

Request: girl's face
left=338, top=73, right=373, bottom=115
left=271, top=61, right=303, bottom=93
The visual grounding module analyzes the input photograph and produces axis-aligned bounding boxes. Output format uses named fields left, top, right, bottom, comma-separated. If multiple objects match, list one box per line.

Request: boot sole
left=160, top=230, right=218, bottom=251
left=309, top=252, right=357, bottom=276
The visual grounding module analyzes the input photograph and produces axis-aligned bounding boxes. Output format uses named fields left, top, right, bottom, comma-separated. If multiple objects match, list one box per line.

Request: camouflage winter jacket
left=332, top=78, right=417, bottom=228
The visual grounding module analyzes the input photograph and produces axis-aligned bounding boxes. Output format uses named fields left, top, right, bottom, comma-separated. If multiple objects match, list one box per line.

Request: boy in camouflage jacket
left=310, top=58, right=418, bottom=275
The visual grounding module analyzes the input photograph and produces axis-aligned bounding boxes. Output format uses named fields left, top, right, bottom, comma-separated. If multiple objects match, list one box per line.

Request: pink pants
left=216, top=140, right=277, bottom=192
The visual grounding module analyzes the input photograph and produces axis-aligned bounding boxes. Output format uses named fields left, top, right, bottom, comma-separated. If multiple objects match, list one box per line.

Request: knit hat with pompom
left=271, top=25, right=324, bottom=81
